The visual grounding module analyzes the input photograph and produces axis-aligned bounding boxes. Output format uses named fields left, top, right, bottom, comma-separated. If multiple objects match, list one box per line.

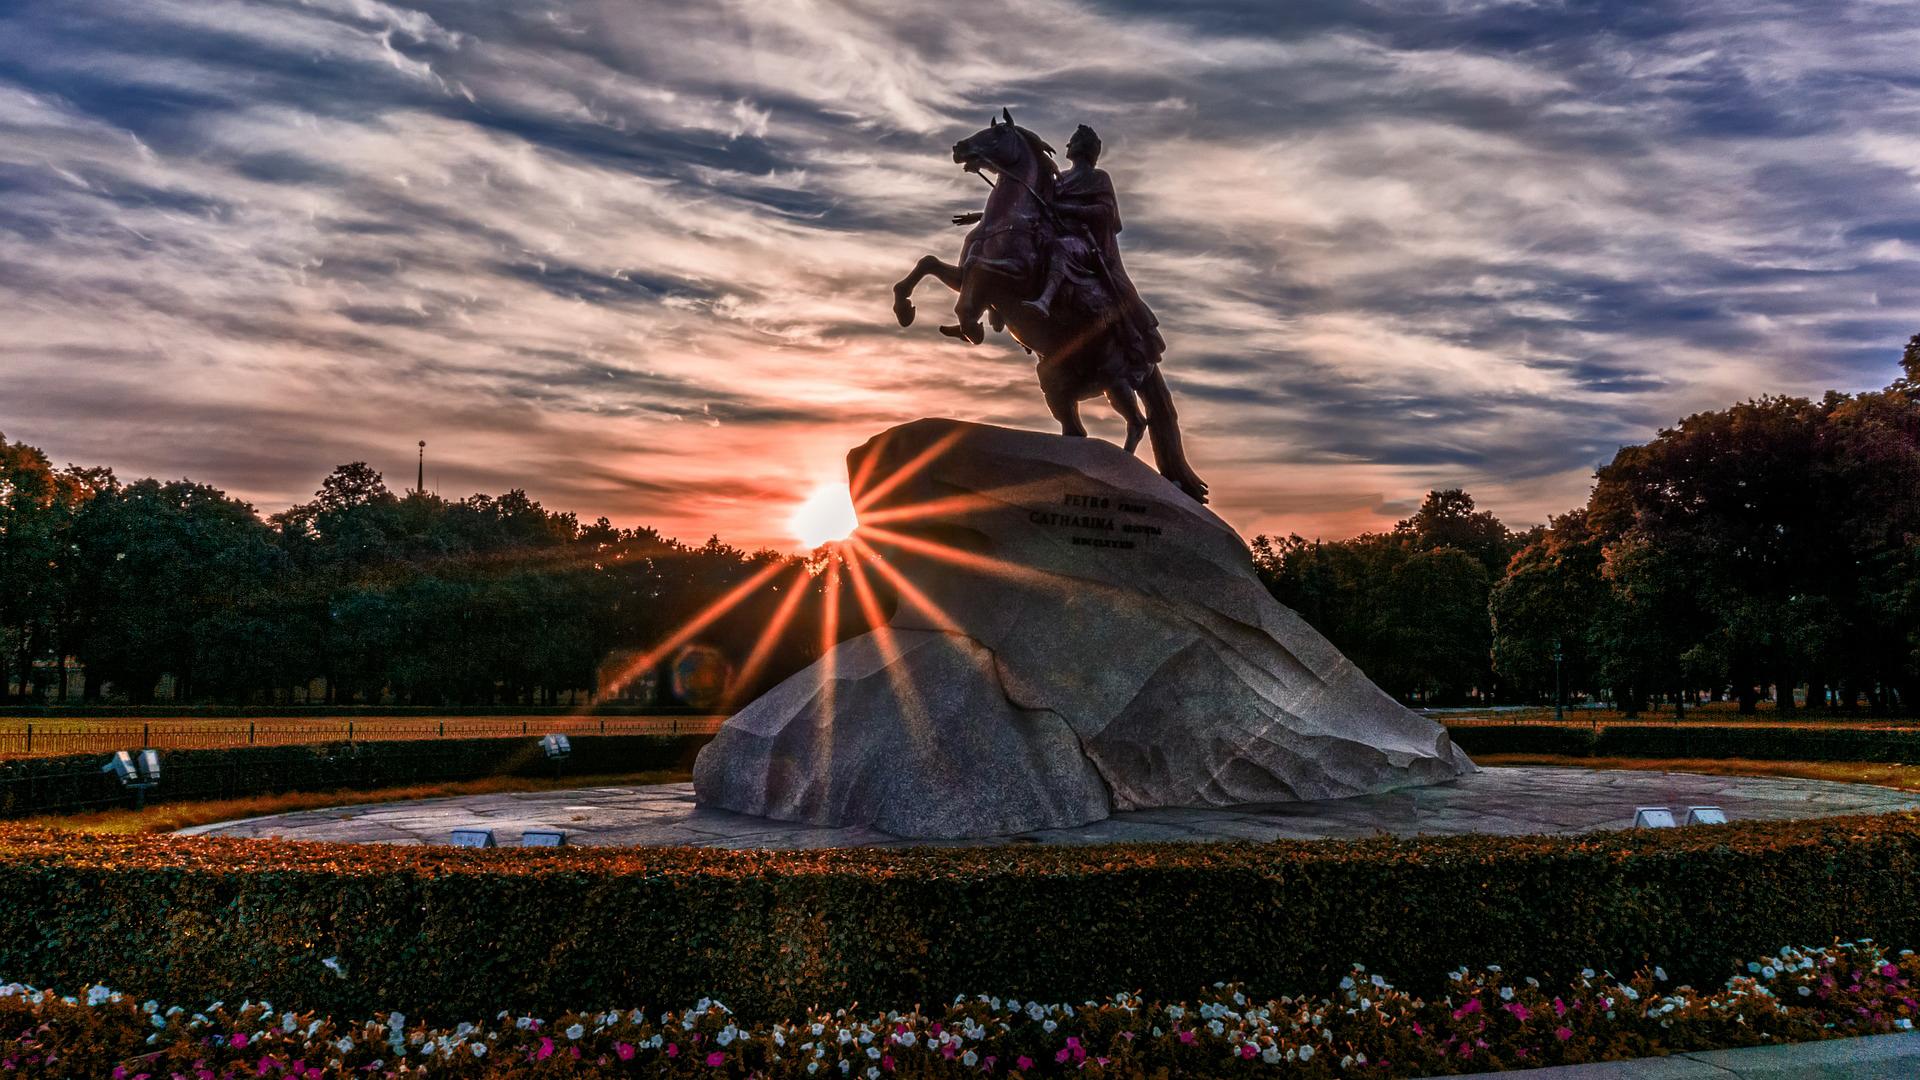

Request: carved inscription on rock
left=1027, top=492, right=1164, bottom=551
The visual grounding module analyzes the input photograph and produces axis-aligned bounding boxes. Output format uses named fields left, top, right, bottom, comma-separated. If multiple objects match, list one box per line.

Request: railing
left=0, top=714, right=727, bottom=759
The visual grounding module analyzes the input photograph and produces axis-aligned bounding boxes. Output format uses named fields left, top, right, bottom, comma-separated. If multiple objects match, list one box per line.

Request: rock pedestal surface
left=693, top=419, right=1474, bottom=839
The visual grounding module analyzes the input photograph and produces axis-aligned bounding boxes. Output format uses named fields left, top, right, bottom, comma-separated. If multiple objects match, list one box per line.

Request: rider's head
left=1067, top=125, right=1102, bottom=165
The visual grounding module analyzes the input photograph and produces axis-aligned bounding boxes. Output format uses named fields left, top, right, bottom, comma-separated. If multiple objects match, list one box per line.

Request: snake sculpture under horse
left=891, top=110, right=1209, bottom=504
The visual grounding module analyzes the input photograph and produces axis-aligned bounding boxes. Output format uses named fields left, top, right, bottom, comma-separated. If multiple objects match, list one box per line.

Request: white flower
left=1042, top=1019, right=1057, bottom=1034
left=1298, top=1044, right=1314, bottom=1061
left=1896, top=1019, right=1914, bottom=1031
left=1208, top=1019, right=1224, bottom=1036
left=566, top=1024, right=585, bottom=1041
left=962, top=1051, right=978, bottom=1067
left=1026, top=1002, right=1045, bottom=1021
left=718, top=1029, right=736, bottom=1047
left=472, top=1044, right=487, bottom=1057
left=321, top=957, right=345, bottom=977
left=775, top=1029, right=787, bottom=1047
left=1799, top=986, right=1812, bottom=997
left=517, top=1017, right=534, bottom=1030
left=388, top=1011, right=405, bottom=1030
left=283, top=1014, right=297, bottom=1033
left=1499, top=987, right=1514, bottom=1001
left=1261, top=1046, right=1281, bottom=1064
left=1341, top=1055, right=1354, bottom=1068
left=87, top=986, right=112, bottom=1007
left=1654, top=967, right=1667, bottom=981
left=808, top=1064, right=819, bottom=1075
left=811, top=1023, right=825, bottom=1037
left=1582, top=968, right=1597, bottom=979
left=867, top=1068, right=880, bottom=1080
left=336, top=1037, right=355, bottom=1054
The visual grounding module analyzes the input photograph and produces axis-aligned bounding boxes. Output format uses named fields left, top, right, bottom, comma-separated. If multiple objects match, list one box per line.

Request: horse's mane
left=1010, top=125, right=1059, bottom=179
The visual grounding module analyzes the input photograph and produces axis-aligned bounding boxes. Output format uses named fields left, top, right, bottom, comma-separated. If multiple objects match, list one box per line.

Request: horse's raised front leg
left=892, top=255, right=963, bottom=327
left=939, top=270, right=988, bottom=345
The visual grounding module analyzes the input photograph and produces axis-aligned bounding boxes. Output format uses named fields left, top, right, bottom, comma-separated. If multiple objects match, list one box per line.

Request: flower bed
left=4, top=814, right=1920, bottom=1023
left=4, top=942, right=1916, bottom=1078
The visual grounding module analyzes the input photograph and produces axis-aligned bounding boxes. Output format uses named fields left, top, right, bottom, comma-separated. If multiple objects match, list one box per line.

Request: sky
left=2, top=0, right=1918, bottom=552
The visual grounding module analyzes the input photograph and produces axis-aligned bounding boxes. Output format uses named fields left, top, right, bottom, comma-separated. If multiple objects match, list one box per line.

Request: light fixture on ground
left=521, top=829, right=568, bottom=847
left=102, top=749, right=161, bottom=809
left=1685, top=805, right=1729, bottom=825
left=450, top=828, right=496, bottom=848
left=541, top=733, right=571, bottom=778
left=1633, top=806, right=1677, bottom=828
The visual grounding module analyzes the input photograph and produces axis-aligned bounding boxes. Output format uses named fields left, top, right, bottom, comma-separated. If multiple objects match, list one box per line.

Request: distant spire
left=416, top=440, right=426, bottom=495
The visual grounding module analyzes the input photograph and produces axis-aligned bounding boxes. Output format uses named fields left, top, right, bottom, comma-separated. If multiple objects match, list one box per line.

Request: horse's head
left=952, top=108, right=1056, bottom=182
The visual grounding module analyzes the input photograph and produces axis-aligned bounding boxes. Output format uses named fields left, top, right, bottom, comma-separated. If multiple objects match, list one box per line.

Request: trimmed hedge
left=0, top=735, right=711, bottom=818
left=2, top=812, right=1918, bottom=1023
left=1449, top=722, right=1920, bottom=763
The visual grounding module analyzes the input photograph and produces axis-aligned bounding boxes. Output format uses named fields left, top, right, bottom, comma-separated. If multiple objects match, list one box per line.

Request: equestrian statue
left=891, top=110, right=1209, bottom=503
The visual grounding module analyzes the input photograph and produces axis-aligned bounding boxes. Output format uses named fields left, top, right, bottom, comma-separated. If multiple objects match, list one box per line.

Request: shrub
left=0, top=736, right=709, bottom=818
left=2, top=814, right=1919, bottom=1023
left=1448, top=723, right=1920, bottom=764
left=3, top=941, right=1916, bottom=1078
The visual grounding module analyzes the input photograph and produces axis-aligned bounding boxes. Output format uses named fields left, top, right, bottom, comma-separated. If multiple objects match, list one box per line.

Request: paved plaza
left=180, top=766, right=1920, bottom=848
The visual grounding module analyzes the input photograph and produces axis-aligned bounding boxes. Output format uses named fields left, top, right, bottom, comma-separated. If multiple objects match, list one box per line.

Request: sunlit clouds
left=2, top=0, right=1917, bottom=548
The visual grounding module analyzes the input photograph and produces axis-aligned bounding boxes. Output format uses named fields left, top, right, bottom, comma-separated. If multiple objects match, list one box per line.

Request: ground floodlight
left=104, top=749, right=161, bottom=809
left=521, top=829, right=568, bottom=847
left=541, top=733, right=572, bottom=759
left=450, top=828, right=497, bottom=848
left=1634, top=807, right=1677, bottom=828
left=1685, top=805, right=1728, bottom=826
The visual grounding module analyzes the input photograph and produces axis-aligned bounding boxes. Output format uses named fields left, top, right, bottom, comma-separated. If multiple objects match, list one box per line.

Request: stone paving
left=179, top=766, right=1920, bottom=848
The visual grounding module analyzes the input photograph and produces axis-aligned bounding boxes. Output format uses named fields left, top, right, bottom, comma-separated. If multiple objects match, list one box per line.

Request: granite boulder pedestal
left=693, top=419, right=1474, bottom=839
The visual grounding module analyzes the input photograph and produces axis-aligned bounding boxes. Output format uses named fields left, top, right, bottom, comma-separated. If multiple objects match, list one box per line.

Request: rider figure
left=1024, top=125, right=1165, bottom=364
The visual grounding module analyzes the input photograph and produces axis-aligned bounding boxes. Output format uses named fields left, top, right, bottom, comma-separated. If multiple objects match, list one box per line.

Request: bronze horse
left=891, top=111, right=1209, bottom=503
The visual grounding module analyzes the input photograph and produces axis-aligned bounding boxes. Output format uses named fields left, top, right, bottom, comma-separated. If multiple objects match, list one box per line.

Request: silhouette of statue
left=892, top=111, right=1208, bottom=503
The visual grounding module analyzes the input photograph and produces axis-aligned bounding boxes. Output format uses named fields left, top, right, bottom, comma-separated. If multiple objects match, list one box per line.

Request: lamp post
left=1552, top=637, right=1566, bottom=724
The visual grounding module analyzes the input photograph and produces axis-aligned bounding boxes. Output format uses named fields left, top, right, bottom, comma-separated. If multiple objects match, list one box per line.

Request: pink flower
left=1412, top=1021, right=1424, bottom=1036
left=1556, top=1026, right=1574, bottom=1042
left=1239, top=1044, right=1256, bottom=1058
left=616, top=1043, right=635, bottom=1061
left=1056, top=1048, right=1072, bottom=1064
left=1884, top=965, right=1901, bottom=978
left=1553, top=997, right=1568, bottom=1018
left=666, top=1043, right=679, bottom=1058
left=230, top=1033, right=248, bottom=1050
left=706, top=1051, right=725, bottom=1067
left=882, top=1053, right=894, bottom=1071
left=256, top=1059, right=273, bottom=1077
left=1178, top=1030, right=1196, bottom=1045
left=1017, top=1055, right=1034, bottom=1070
left=537, top=1037, right=555, bottom=1061
left=1505, top=1003, right=1530, bottom=1021
left=1453, top=997, right=1483, bottom=1019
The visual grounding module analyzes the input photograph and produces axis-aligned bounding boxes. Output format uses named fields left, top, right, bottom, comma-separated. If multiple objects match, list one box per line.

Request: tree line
left=3, top=335, right=1915, bottom=712
left=1254, top=335, right=1920, bottom=715
left=0, top=456, right=859, bottom=706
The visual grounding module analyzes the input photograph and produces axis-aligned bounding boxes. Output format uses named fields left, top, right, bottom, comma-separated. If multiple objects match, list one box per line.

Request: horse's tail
left=1140, top=366, right=1208, bottom=504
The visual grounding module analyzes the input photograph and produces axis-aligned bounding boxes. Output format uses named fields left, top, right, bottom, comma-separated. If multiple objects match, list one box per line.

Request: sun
left=789, top=481, right=859, bottom=549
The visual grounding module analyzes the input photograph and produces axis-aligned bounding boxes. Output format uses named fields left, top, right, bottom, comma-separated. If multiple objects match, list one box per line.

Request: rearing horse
left=891, top=111, right=1209, bottom=504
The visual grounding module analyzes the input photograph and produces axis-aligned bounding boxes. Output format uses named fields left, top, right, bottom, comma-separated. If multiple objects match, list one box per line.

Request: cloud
left=0, top=0, right=1916, bottom=549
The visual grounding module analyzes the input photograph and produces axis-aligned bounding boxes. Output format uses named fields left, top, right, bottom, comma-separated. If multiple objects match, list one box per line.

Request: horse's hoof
left=893, top=296, right=915, bottom=327
left=939, top=322, right=983, bottom=345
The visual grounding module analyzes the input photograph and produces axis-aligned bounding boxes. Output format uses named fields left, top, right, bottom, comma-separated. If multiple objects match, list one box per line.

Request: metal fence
left=0, top=714, right=727, bottom=758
